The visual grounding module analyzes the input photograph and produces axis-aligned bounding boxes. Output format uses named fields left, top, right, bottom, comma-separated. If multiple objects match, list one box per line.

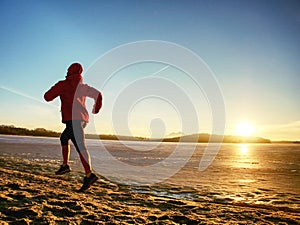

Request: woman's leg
left=79, top=149, right=92, bottom=177
left=60, top=124, right=71, bottom=165
left=72, top=121, right=98, bottom=192
left=71, top=121, right=92, bottom=177
left=61, top=145, right=70, bottom=166
left=56, top=123, right=72, bottom=174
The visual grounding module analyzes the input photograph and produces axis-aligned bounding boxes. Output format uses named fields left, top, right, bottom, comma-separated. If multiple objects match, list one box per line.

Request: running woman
left=44, top=62, right=102, bottom=192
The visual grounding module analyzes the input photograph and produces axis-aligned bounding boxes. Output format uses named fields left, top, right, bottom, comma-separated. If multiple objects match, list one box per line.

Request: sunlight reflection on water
left=239, top=144, right=248, bottom=155
left=232, top=144, right=260, bottom=169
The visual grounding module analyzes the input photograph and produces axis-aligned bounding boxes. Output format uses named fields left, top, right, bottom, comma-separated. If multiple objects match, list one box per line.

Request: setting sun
left=235, top=122, right=256, bottom=136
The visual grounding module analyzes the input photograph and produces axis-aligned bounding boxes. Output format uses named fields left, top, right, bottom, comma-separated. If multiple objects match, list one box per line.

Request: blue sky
left=0, top=0, right=299, bottom=140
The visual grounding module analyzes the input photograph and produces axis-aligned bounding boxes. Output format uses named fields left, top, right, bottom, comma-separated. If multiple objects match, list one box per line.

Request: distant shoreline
left=1, top=125, right=299, bottom=144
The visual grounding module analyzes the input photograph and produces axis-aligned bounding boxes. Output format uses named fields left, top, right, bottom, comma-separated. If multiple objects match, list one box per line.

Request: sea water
left=0, top=135, right=299, bottom=211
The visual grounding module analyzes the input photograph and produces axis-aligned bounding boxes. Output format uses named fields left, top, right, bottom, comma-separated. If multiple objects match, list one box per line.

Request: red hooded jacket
left=44, top=74, right=102, bottom=123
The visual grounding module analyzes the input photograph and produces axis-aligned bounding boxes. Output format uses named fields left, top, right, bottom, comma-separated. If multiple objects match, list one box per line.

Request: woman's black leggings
left=60, top=120, right=87, bottom=153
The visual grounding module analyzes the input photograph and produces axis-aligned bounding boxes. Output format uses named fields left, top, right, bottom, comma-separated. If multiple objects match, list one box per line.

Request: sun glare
left=235, top=122, right=256, bottom=136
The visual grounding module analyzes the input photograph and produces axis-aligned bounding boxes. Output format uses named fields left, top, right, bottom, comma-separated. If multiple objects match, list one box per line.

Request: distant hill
left=0, top=125, right=60, bottom=137
left=0, top=125, right=146, bottom=141
left=0, top=125, right=272, bottom=143
left=162, top=133, right=271, bottom=143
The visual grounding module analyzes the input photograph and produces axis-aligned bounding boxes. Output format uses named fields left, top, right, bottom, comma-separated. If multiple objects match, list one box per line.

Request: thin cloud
left=0, top=86, right=59, bottom=109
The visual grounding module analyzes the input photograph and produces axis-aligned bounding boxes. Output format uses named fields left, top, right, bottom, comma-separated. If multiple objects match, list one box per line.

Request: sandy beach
left=0, top=155, right=299, bottom=224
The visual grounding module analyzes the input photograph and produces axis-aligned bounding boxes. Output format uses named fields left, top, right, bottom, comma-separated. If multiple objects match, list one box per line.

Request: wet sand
left=0, top=154, right=299, bottom=225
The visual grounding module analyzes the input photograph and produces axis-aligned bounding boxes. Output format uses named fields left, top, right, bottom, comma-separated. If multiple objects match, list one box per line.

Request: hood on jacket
left=65, top=63, right=83, bottom=87
left=67, top=63, right=83, bottom=77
